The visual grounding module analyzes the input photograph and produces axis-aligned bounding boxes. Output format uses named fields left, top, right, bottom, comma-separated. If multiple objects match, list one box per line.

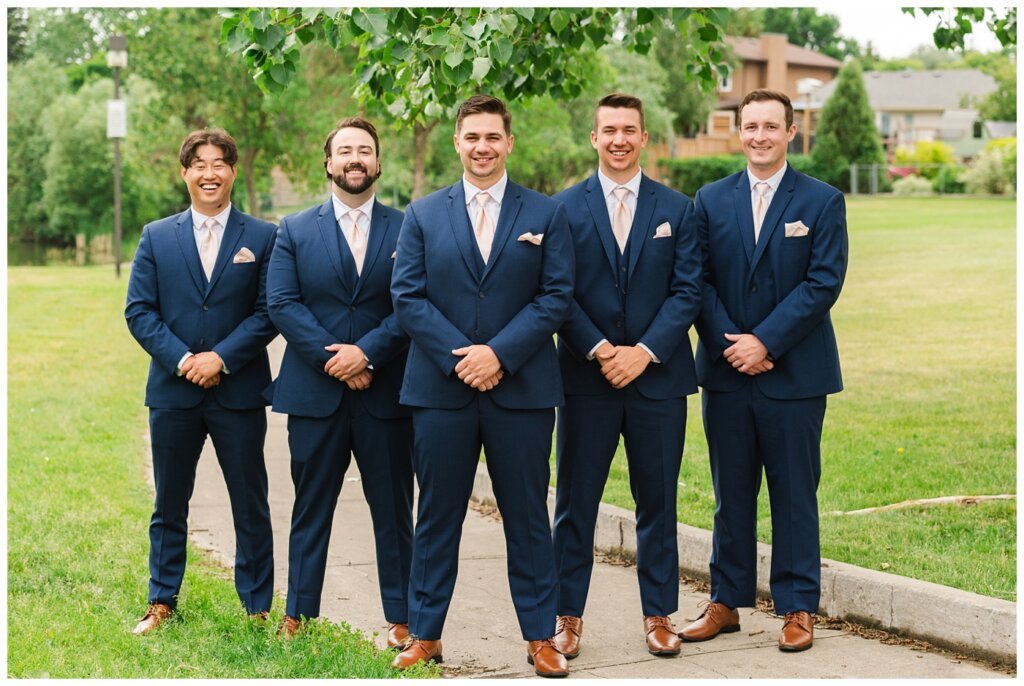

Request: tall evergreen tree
left=810, top=61, right=885, bottom=191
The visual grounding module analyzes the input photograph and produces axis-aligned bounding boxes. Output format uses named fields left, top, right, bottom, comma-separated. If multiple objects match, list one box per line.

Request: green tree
left=810, top=61, right=885, bottom=191
left=224, top=8, right=732, bottom=198
left=7, top=56, right=67, bottom=241
left=904, top=7, right=1017, bottom=50
left=651, top=18, right=721, bottom=138
left=8, top=8, right=30, bottom=63
left=978, top=59, right=1016, bottom=121
left=760, top=8, right=861, bottom=60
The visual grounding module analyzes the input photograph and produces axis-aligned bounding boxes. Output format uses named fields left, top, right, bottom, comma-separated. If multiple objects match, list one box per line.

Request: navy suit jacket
left=694, top=166, right=848, bottom=399
left=266, top=198, right=409, bottom=419
left=555, top=173, right=702, bottom=399
left=391, top=179, right=575, bottom=410
left=125, top=207, right=278, bottom=410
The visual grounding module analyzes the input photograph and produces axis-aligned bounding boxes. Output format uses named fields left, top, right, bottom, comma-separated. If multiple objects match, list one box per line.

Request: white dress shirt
left=588, top=169, right=658, bottom=364
left=331, top=193, right=375, bottom=259
left=463, top=172, right=508, bottom=239
left=178, top=204, right=234, bottom=375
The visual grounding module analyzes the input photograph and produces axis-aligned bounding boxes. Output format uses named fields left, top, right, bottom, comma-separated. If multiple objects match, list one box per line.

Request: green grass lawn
left=7, top=266, right=438, bottom=678
left=583, top=196, right=1017, bottom=601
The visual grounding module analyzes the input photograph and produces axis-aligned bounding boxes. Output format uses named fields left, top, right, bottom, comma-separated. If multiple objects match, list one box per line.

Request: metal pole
left=113, top=66, right=123, bottom=278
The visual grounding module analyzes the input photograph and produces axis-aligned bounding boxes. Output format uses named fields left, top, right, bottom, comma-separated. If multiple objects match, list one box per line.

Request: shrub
left=931, top=166, right=966, bottom=194
left=893, top=141, right=957, bottom=180
left=658, top=155, right=745, bottom=196
left=964, top=146, right=1014, bottom=195
left=892, top=174, right=933, bottom=196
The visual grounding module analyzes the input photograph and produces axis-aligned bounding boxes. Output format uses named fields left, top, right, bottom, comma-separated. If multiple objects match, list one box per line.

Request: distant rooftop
left=726, top=35, right=842, bottom=69
left=816, top=69, right=997, bottom=111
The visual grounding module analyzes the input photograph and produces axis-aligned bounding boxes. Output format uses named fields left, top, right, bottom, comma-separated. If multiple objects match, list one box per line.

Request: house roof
left=817, top=69, right=997, bottom=112
left=726, top=35, right=842, bottom=69
left=985, top=121, right=1016, bottom=138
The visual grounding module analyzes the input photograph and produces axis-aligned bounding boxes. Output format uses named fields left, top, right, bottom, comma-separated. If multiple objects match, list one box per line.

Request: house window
left=973, top=121, right=983, bottom=139
left=881, top=113, right=890, bottom=136
left=717, top=66, right=733, bottom=93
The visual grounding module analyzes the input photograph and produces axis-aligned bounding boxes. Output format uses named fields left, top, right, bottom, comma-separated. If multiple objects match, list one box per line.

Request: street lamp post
left=106, top=35, right=127, bottom=277
left=796, top=77, right=823, bottom=156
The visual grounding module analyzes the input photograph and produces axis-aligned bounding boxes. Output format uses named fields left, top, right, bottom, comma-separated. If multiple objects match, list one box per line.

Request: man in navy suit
left=680, top=89, right=848, bottom=652
left=390, top=95, right=574, bottom=677
left=551, top=93, right=702, bottom=659
left=266, top=118, right=413, bottom=646
left=125, top=128, right=277, bottom=635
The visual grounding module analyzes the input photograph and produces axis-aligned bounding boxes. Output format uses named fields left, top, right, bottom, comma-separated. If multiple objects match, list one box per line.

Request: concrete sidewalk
left=180, top=337, right=1007, bottom=678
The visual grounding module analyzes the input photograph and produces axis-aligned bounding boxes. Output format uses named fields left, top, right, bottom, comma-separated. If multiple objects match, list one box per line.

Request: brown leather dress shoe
left=778, top=611, right=814, bottom=652
left=527, top=638, right=569, bottom=678
left=392, top=639, right=443, bottom=669
left=643, top=616, right=682, bottom=656
left=277, top=615, right=302, bottom=639
left=387, top=622, right=410, bottom=649
left=132, top=602, right=173, bottom=636
left=248, top=610, right=270, bottom=623
left=679, top=600, right=740, bottom=642
left=552, top=615, right=583, bottom=659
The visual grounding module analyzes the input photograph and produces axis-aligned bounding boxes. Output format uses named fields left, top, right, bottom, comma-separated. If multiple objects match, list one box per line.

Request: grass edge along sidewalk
left=7, top=266, right=438, bottom=678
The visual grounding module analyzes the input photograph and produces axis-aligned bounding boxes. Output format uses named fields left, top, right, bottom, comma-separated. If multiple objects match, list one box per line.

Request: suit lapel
left=316, top=198, right=354, bottom=292
left=352, top=199, right=389, bottom=300
left=626, top=175, right=657, bottom=281
left=206, top=207, right=244, bottom=296
left=732, top=172, right=756, bottom=265
left=585, top=174, right=619, bottom=277
left=749, top=166, right=797, bottom=272
left=174, top=210, right=205, bottom=295
left=480, top=180, right=522, bottom=283
left=446, top=183, right=482, bottom=282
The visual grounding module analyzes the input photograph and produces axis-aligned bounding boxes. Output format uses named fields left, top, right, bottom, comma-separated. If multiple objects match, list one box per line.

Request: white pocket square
left=517, top=232, right=544, bottom=245
left=653, top=222, right=672, bottom=238
left=391, top=250, right=397, bottom=259
left=232, top=247, right=256, bottom=263
left=785, top=221, right=810, bottom=238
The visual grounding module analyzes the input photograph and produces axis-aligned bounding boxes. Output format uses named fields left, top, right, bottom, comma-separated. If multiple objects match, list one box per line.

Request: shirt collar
left=463, top=173, right=508, bottom=206
left=332, top=193, right=375, bottom=222
left=191, top=203, right=232, bottom=231
left=747, top=162, right=788, bottom=192
left=598, top=169, right=642, bottom=199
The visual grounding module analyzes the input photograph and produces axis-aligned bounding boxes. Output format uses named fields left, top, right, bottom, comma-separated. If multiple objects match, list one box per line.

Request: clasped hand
left=723, top=333, right=774, bottom=375
left=596, top=342, right=651, bottom=389
left=182, top=351, right=223, bottom=389
left=452, top=344, right=503, bottom=391
left=324, top=343, right=372, bottom=390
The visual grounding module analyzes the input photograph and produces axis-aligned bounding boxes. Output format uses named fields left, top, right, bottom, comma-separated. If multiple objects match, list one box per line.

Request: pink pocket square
left=232, top=247, right=256, bottom=263
left=517, top=232, right=544, bottom=245
left=653, top=222, right=672, bottom=239
left=785, top=221, right=810, bottom=238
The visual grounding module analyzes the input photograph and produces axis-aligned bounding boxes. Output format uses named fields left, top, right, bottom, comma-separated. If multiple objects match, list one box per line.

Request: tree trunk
left=411, top=120, right=437, bottom=200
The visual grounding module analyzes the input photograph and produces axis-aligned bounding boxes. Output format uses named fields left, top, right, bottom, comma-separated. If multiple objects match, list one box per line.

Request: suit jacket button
left=350, top=306, right=356, bottom=311
left=479, top=292, right=485, bottom=299
left=751, top=284, right=758, bottom=293
left=615, top=321, right=623, bottom=328
left=202, top=305, right=209, bottom=311
left=199, top=338, right=204, bottom=345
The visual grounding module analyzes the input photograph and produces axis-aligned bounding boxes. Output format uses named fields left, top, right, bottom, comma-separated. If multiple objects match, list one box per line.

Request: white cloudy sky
left=828, top=5, right=1003, bottom=58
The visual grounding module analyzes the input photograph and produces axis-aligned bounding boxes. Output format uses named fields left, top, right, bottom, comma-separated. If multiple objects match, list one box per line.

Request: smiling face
left=181, top=144, right=237, bottom=215
left=326, top=126, right=380, bottom=199
left=739, top=99, right=797, bottom=179
left=591, top=105, right=648, bottom=183
left=454, top=112, right=514, bottom=190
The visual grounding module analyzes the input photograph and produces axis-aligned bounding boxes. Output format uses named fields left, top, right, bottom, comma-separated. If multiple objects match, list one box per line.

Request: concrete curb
left=470, top=462, right=1017, bottom=666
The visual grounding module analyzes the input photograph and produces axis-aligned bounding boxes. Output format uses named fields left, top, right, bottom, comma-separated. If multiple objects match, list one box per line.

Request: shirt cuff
left=637, top=343, right=660, bottom=364
left=587, top=339, right=609, bottom=360
left=176, top=351, right=193, bottom=376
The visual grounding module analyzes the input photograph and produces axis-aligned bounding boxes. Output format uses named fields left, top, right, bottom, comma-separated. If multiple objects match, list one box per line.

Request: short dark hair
left=179, top=128, right=238, bottom=168
left=456, top=94, right=512, bottom=136
left=738, top=89, right=794, bottom=129
left=594, top=92, right=646, bottom=132
left=323, top=117, right=381, bottom=180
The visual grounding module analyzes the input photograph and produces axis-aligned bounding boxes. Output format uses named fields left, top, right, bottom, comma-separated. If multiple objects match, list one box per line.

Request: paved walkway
left=180, top=337, right=1005, bottom=678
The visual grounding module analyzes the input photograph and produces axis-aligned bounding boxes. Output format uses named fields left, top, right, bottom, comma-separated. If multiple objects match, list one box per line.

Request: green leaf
left=426, top=27, right=450, bottom=46
left=444, top=50, right=464, bottom=68
left=491, top=36, right=513, bottom=62
left=550, top=10, right=570, bottom=33
left=296, top=26, right=315, bottom=44
left=514, top=8, right=534, bottom=21
left=698, top=25, right=719, bottom=42
left=252, top=9, right=269, bottom=30
left=441, top=58, right=472, bottom=86
left=471, top=56, right=491, bottom=81
left=301, top=7, right=322, bottom=24
left=462, top=19, right=487, bottom=41
left=636, top=8, right=654, bottom=25
left=269, top=63, right=289, bottom=85
left=263, top=24, right=286, bottom=51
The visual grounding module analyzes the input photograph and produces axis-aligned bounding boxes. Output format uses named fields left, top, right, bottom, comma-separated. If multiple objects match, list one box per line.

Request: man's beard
left=332, top=164, right=380, bottom=194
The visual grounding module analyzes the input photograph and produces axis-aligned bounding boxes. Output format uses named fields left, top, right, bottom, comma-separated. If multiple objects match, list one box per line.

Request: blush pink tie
left=199, top=217, right=220, bottom=280
left=753, top=181, right=770, bottom=243
left=612, top=187, right=632, bottom=253
left=474, top=191, right=494, bottom=263
left=347, top=209, right=366, bottom=275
